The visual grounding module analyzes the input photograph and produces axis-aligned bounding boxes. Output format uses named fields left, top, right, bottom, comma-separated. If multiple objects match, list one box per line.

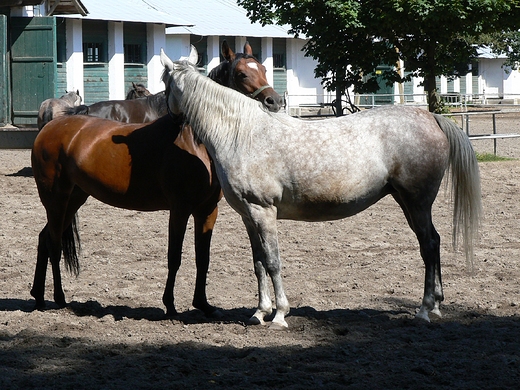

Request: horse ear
left=187, top=45, right=198, bottom=65
left=244, top=41, right=253, bottom=56
left=160, top=48, right=174, bottom=72
left=222, top=40, right=235, bottom=61
left=132, top=82, right=137, bottom=88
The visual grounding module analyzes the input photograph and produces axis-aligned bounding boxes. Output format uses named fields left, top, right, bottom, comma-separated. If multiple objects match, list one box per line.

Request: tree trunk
left=425, top=75, right=440, bottom=113
left=424, top=44, right=441, bottom=113
left=335, top=87, right=344, bottom=117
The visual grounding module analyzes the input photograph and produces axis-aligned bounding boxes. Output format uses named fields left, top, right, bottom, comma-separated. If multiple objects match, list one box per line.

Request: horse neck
left=148, top=92, right=167, bottom=115
left=179, top=69, right=261, bottom=154
left=207, top=62, right=231, bottom=87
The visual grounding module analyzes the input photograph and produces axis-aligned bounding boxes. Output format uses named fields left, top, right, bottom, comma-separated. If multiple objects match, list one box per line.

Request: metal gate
left=10, top=17, right=56, bottom=127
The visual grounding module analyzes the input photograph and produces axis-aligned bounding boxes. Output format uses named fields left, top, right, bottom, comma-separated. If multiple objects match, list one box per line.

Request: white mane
left=173, top=62, right=268, bottom=152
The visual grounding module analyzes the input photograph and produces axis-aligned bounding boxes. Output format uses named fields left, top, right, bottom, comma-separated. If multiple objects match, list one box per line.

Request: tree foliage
left=238, top=0, right=520, bottom=113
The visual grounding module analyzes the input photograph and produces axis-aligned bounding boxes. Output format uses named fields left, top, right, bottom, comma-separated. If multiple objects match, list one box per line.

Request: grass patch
left=475, top=152, right=515, bottom=162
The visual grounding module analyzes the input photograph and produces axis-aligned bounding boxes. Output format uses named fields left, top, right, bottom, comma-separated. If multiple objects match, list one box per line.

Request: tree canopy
left=238, top=0, right=520, bottom=113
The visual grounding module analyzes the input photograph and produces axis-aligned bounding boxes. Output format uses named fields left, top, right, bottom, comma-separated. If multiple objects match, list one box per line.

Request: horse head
left=61, top=90, right=82, bottom=106
left=160, top=46, right=198, bottom=116
left=126, top=82, right=152, bottom=99
left=208, top=40, right=283, bottom=112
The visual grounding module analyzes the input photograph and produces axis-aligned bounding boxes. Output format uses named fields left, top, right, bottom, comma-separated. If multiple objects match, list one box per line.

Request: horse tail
left=62, top=214, right=81, bottom=277
left=434, top=113, right=482, bottom=269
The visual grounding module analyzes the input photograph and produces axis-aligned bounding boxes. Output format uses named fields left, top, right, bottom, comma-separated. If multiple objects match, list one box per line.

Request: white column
left=146, top=23, right=166, bottom=93
left=165, top=34, right=191, bottom=61
left=261, top=37, right=274, bottom=86
left=465, top=72, right=473, bottom=95
left=108, top=21, right=124, bottom=100
left=206, top=36, right=220, bottom=73
left=439, top=75, right=447, bottom=94
left=235, top=36, right=247, bottom=53
left=66, top=18, right=84, bottom=98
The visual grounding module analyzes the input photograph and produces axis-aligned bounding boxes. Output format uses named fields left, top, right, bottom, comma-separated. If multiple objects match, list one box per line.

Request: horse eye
left=238, top=73, right=247, bottom=79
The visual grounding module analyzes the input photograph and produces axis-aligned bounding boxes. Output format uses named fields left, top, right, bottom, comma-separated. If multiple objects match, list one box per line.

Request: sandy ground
left=0, top=111, right=519, bottom=389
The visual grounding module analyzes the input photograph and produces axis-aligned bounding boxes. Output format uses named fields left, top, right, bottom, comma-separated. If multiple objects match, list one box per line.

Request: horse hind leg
left=32, top=188, right=87, bottom=310
left=392, top=193, right=443, bottom=322
left=51, top=189, right=88, bottom=306
left=31, top=218, right=67, bottom=309
left=31, top=225, right=51, bottom=309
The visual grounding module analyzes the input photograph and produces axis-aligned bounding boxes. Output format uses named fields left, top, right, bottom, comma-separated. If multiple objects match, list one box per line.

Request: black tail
left=62, top=214, right=81, bottom=277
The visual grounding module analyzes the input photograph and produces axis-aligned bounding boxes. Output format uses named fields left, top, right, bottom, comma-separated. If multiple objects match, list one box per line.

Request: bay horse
left=208, top=40, right=283, bottom=112
left=161, top=54, right=482, bottom=329
left=31, top=113, right=222, bottom=317
left=30, top=46, right=279, bottom=317
left=126, top=82, right=152, bottom=99
left=37, top=90, right=82, bottom=130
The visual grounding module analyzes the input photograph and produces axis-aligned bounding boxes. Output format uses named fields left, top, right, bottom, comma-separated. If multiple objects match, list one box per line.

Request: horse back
left=32, top=115, right=219, bottom=210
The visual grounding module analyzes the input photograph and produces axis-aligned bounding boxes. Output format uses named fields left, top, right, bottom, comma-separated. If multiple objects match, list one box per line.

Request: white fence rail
left=286, top=93, right=520, bottom=117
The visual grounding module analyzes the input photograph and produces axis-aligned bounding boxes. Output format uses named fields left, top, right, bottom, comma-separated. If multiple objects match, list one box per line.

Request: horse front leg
left=162, top=212, right=190, bottom=317
left=31, top=225, right=50, bottom=310
left=242, top=205, right=290, bottom=330
left=192, top=206, right=221, bottom=317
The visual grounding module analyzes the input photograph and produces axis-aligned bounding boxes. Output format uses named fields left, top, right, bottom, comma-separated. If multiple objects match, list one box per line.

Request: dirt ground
left=0, top=111, right=519, bottom=389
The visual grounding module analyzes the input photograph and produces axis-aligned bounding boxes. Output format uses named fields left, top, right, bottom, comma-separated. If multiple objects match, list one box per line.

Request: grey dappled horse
left=161, top=52, right=482, bottom=329
left=37, top=90, right=82, bottom=130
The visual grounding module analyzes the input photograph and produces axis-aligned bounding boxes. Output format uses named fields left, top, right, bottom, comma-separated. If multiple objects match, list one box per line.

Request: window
left=124, top=44, right=142, bottom=64
left=83, top=42, right=103, bottom=62
left=273, top=53, right=286, bottom=69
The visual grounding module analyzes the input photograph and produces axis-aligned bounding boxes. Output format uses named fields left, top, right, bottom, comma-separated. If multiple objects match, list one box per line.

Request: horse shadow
left=0, top=296, right=419, bottom=327
left=6, top=167, right=33, bottom=177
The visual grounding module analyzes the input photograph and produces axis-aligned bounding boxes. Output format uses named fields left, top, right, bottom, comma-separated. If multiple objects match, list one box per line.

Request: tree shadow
left=1, top=303, right=519, bottom=389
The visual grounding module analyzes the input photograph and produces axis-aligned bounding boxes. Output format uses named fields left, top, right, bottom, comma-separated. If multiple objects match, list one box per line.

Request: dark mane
left=65, top=105, right=89, bottom=116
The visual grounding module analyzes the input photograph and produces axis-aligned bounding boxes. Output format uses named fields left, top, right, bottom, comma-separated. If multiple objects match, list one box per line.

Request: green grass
left=475, top=152, right=515, bottom=162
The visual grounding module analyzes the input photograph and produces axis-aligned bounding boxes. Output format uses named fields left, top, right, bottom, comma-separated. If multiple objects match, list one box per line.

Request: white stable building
left=4, top=0, right=519, bottom=128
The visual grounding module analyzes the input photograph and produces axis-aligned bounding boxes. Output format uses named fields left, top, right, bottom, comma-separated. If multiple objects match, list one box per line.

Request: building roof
left=47, top=0, right=88, bottom=16
left=58, top=0, right=291, bottom=37
left=477, top=46, right=508, bottom=59
left=160, top=0, right=291, bottom=38
left=60, top=0, right=193, bottom=27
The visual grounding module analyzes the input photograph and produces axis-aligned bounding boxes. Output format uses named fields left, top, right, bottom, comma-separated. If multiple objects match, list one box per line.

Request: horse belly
left=277, top=184, right=393, bottom=222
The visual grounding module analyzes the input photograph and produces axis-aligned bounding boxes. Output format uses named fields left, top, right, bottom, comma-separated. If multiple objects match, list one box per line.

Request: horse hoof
left=194, top=302, right=223, bottom=319
left=414, top=311, right=431, bottom=323
left=165, top=308, right=179, bottom=319
left=269, top=321, right=289, bottom=331
left=57, top=301, right=67, bottom=309
left=247, top=315, right=266, bottom=326
left=33, top=301, right=46, bottom=311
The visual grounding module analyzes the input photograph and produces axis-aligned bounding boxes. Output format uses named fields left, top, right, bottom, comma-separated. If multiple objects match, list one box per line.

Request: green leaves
left=239, top=0, right=520, bottom=112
